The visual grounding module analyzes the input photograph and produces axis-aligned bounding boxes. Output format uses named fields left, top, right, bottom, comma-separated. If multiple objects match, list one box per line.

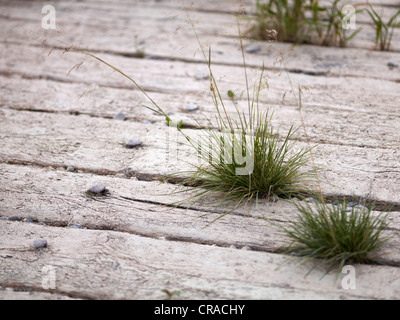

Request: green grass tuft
left=171, top=111, right=313, bottom=217
left=250, top=0, right=363, bottom=47
left=284, top=200, right=390, bottom=270
left=367, top=5, right=400, bottom=51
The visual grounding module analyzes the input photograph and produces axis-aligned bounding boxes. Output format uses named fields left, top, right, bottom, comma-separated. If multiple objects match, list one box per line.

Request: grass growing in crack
left=249, top=0, right=363, bottom=47
left=250, top=0, right=309, bottom=43
left=284, top=199, right=390, bottom=272
left=317, top=0, right=363, bottom=47
left=170, top=101, right=313, bottom=217
left=368, top=5, right=400, bottom=51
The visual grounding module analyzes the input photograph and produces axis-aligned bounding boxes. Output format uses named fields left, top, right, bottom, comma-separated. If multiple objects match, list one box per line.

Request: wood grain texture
left=1, top=221, right=400, bottom=300
left=1, top=0, right=400, bottom=51
left=1, top=163, right=399, bottom=264
left=0, top=108, right=398, bottom=205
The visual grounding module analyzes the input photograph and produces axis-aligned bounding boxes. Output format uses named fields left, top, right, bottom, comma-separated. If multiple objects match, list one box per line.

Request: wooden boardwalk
left=0, top=0, right=399, bottom=300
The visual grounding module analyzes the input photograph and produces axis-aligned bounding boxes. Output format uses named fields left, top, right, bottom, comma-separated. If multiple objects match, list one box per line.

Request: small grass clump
left=367, top=5, right=400, bottom=51
left=317, top=0, right=363, bottom=47
left=251, top=0, right=308, bottom=43
left=176, top=99, right=313, bottom=214
left=250, top=0, right=362, bottom=47
left=252, top=1, right=400, bottom=50
left=250, top=0, right=308, bottom=43
left=284, top=200, right=389, bottom=270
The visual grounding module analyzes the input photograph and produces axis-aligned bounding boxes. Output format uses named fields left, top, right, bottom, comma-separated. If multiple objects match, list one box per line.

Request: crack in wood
left=0, top=282, right=88, bottom=300
left=2, top=218, right=398, bottom=269
left=2, top=158, right=399, bottom=211
left=2, top=104, right=396, bottom=150
left=7, top=39, right=400, bottom=83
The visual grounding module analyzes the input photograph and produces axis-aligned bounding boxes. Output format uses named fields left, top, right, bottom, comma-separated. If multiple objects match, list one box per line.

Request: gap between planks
left=0, top=108, right=398, bottom=206
left=1, top=220, right=400, bottom=299
left=1, top=163, right=400, bottom=267
left=0, top=73, right=399, bottom=150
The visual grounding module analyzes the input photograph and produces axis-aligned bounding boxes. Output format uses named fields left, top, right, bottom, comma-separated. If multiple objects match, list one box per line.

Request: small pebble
left=229, top=245, right=237, bottom=249
left=354, top=204, right=368, bottom=210
left=316, top=62, right=342, bottom=69
left=66, top=166, right=75, bottom=172
left=245, top=44, right=261, bottom=53
left=345, top=208, right=352, bottom=212
left=113, top=112, right=126, bottom=121
left=195, top=73, right=209, bottom=80
left=68, top=223, right=82, bottom=229
left=23, top=218, right=35, bottom=223
left=0, top=216, right=7, bottom=221
left=305, top=197, right=318, bottom=203
left=8, top=216, right=23, bottom=221
left=154, top=122, right=167, bottom=126
left=242, top=246, right=251, bottom=251
left=142, top=120, right=152, bottom=124
left=125, top=139, right=142, bottom=149
left=33, top=239, right=47, bottom=249
left=388, top=61, right=399, bottom=69
left=88, top=184, right=106, bottom=194
left=184, top=103, right=200, bottom=112
left=147, top=55, right=163, bottom=60
left=347, top=202, right=357, bottom=207
left=331, top=201, right=339, bottom=205
left=268, top=196, right=279, bottom=203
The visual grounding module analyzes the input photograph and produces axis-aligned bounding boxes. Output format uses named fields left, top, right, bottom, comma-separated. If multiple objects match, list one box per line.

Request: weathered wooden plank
left=0, top=163, right=399, bottom=265
left=2, top=6, right=400, bottom=80
left=6, top=0, right=399, bottom=28
left=1, top=0, right=399, bottom=49
left=0, top=108, right=398, bottom=205
left=2, top=23, right=400, bottom=83
left=0, top=42, right=399, bottom=152
left=1, top=220, right=399, bottom=299
left=0, top=71, right=399, bottom=150
left=0, top=42, right=399, bottom=117
left=4, top=0, right=397, bottom=34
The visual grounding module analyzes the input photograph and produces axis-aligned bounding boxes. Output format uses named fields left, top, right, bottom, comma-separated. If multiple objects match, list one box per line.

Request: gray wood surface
left=0, top=0, right=399, bottom=299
